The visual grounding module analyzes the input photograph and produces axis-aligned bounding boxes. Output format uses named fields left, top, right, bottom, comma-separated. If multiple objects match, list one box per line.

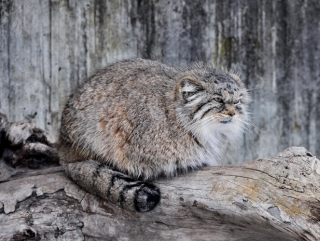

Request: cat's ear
left=177, top=77, right=204, bottom=102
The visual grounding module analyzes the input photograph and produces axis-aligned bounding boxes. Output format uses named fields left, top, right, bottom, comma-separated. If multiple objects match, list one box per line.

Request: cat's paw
left=135, top=183, right=160, bottom=212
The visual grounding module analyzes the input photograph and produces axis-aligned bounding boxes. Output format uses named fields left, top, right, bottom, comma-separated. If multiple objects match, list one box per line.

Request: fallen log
left=0, top=115, right=319, bottom=240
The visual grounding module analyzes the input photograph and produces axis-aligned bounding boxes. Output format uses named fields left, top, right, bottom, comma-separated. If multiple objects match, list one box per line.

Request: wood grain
left=0, top=146, right=319, bottom=240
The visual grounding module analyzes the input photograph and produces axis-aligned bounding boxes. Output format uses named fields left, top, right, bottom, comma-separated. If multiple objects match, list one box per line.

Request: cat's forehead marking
left=204, top=71, right=240, bottom=86
left=186, top=69, right=243, bottom=101
left=221, top=91, right=238, bottom=102
left=221, top=82, right=239, bottom=91
left=201, top=70, right=232, bottom=82
left=214, top=81, right=243, bottom=102
left=214, top=80, right=239, bottom=92
left=213, top=73, right=233, bottom=83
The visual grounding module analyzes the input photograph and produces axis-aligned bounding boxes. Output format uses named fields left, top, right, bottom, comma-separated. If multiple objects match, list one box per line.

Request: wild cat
left=58, top=58, right=250, bottom=212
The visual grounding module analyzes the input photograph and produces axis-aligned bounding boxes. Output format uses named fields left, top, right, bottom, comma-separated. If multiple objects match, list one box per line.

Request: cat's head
left=175, top=66, right=250, bottom=140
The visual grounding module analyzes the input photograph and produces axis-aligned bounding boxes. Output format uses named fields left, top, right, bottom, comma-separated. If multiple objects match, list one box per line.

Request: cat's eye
left=234, top=100, right=240, bottom=104
left=213, top=97, right=223, bottom=103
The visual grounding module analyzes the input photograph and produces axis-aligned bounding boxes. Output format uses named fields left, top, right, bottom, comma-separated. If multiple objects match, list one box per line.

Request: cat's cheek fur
left=195, top=117, right=245, bottom=166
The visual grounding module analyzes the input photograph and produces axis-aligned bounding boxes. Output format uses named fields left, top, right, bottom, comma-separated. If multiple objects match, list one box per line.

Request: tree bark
left=1, top=145, right=319, bottom=241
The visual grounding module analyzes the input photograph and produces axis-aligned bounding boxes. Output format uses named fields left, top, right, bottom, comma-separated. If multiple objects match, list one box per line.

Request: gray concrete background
left=1, top=0, right=319, bottom=163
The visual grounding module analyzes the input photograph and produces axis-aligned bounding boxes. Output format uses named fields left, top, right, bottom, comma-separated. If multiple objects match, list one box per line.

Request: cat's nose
left=228, top=110, right=236, bottom=116
left=223, top=105, right=236, bottom=117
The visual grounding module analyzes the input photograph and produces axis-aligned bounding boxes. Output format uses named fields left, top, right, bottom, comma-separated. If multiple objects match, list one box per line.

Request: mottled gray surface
left=1, top=0, right=319, bottom=163
left=1, top=147, right=320, bottom=240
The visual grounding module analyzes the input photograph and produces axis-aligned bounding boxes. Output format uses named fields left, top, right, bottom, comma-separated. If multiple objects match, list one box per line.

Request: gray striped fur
left=58, top=59, right=250, bottom=212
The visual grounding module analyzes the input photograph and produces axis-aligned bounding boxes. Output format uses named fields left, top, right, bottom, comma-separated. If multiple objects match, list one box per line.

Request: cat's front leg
left=62, top=160, right=160, bottom=212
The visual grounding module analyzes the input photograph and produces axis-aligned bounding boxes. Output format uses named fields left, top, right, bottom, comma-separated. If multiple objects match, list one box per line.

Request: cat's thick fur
left=58, top=58, right=250, bottom=212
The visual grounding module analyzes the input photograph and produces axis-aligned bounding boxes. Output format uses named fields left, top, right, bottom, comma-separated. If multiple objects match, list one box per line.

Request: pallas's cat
left=58, top=59, right=250, bottom=212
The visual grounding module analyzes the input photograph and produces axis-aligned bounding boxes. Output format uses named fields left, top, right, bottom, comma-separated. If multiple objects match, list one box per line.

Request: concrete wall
left=1, top=0, right=319, bottom=162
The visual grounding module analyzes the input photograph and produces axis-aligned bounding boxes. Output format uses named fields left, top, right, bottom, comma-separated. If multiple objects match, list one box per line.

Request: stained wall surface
left=1, top=0, right=319, bottom=162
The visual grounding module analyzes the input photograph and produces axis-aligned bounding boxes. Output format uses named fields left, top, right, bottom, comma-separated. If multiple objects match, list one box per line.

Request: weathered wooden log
left=0, top=118, right=319, bottom=241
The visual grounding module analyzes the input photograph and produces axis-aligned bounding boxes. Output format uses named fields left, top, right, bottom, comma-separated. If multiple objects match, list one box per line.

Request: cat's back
left=68, top=59, right=175, bottom=109
left=60, top=59, right=182, bottom=166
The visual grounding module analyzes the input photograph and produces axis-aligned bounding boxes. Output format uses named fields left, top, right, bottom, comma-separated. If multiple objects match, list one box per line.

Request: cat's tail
left=62, top=160, right=160, bottom=212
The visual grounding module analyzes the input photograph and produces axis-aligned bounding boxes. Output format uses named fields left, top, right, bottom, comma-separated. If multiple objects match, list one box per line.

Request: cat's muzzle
left=220, top=117, right=233, bottom=124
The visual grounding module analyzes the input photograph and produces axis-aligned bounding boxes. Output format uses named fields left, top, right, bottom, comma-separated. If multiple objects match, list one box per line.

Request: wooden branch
left=0, top=115, right=320, bottom=240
